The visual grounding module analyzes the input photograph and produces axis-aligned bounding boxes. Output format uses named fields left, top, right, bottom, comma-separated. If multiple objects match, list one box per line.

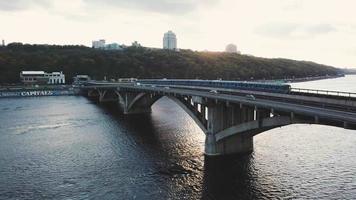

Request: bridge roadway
left=81, top=82, right=356, bottom=156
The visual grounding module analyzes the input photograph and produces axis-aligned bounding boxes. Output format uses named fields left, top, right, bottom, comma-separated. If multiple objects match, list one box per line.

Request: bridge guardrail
left=291, top=88, right=356, bottom=98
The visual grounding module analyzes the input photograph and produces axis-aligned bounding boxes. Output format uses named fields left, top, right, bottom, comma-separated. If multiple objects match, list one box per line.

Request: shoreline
left=255, top=74, right=345, bottom=83
left=284, top=74, right=345, bottom=83
left=0, top=85, right=80, bottom=98
left=0, top=74, right=347, bottom=98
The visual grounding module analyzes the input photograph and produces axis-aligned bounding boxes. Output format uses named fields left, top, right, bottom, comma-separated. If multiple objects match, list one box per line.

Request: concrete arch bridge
left=82, top=82, right=356, bottom=156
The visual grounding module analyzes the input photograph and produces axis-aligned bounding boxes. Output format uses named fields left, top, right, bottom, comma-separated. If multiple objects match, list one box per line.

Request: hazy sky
left=0, top=0, right=355, bottom=68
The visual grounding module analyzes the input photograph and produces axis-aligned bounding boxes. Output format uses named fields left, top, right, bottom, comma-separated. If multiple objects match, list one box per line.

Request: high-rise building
left=92, top=39, right=106, bottom=49
left=1, top=40, right=5, bottom=46
left=163, top=30, right=177, bottom=50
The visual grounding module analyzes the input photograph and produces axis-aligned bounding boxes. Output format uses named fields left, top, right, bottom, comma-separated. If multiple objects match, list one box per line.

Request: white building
left=20, top=71, right=47, bottom=85
left=46, top=72, right=65, bottom=84
left=92, top=39, right=106, bottom=49
left=225, top=44, right=241, bottom=54
left=163, top=30, right=177, bottom=50
left=20, top=71, right=65, bottom=85
left=92, top=40, right=124, bottom=50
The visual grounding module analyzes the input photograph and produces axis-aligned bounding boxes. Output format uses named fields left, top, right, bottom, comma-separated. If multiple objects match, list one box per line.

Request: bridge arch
left=87, top=89, right=100, bottom=98
left=214, top=113, right=353, bottom=143
left=127, top=93, right=158, bottom=112
left=214, top=116, right=309, bottom=141
left=126, top=93, right=208, bottom=133
left=166, top=96, right=208, bottom=133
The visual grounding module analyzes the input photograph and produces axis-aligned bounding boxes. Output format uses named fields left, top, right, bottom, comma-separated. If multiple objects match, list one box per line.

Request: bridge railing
left=291, top=88, right=356, bottom=98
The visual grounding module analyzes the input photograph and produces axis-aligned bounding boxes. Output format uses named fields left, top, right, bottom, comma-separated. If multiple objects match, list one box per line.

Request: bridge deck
left=83, top=82, right=356, bottom=127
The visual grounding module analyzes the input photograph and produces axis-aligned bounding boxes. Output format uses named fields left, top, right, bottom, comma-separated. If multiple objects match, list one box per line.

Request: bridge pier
left=117, top=92, right=161, bottom=114
left=87, top=89, right=100, bottom=101
left=204, top=102, right=254, bottom=156
left=205, top=133, right=253, bottom=156
left=86, top=89, right=120, bottom=103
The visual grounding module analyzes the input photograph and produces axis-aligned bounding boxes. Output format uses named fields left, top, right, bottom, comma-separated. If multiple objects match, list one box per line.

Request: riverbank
left=256, top=74, right=345, bottom=83
left=284, top=74, right=345, bottom=83
left=0, top=74, right=346, bottom=98
left=0, top=85, right=80, bottom=98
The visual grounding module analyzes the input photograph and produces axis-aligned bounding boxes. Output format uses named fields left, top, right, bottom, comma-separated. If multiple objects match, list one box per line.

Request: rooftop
left=21, top=71, right=45, bottom=75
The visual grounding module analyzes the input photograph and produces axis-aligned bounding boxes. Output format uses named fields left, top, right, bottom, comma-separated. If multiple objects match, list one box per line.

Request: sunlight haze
left=0, top=0, right=355, bottom=67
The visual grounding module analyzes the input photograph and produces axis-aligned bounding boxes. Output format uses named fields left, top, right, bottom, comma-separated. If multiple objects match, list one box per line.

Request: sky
left=0, top=0, right=355, bottom=68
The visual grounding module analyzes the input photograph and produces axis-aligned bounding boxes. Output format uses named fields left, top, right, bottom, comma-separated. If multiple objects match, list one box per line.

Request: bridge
left=80, top=81, right=356, bottom=156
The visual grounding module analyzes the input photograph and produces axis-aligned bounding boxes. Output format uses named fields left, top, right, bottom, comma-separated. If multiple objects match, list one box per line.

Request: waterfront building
left=73, top=75, right=91, bottom=85
left=163, top=30, right=177, bottom=50
left=225, top=43, right=241, bottom=54
left=92, top=39, right=106, bottom=49
left=20, top=71, right=65, bottom=85
left=20, top=71, right=47, bottom=85
left=47, top=72, right=66, bottom=84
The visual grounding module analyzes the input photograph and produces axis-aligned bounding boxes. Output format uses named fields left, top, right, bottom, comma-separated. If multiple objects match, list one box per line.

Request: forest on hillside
left=0, top=43, right=342, bottom=84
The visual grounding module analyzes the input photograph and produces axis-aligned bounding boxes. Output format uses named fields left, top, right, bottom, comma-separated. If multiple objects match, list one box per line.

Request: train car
left=137, top=79, right=291, bottom=93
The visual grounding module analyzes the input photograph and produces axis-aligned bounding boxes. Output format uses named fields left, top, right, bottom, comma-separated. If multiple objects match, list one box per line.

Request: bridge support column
left=87, top=90, right=100, bottom=101
left=256, top=108, right=271, bottom=120
left=124, top=105, right=152, bottom=114
left=86, top=89, right=120, bottom=103
left=205, top=133, right=253, bottom=156
left=98, top=90, right=107, bottom=103
left=204, top=102, right=254, bottom=156
left=116, top=92, right=161, bottom=114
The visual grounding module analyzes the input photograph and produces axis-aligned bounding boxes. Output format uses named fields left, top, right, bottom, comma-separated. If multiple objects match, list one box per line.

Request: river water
left=0, top=76, right=356, bottom=200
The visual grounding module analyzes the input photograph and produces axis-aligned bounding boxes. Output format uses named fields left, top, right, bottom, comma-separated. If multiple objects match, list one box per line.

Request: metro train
left=136, top=79, right=291, bottom=93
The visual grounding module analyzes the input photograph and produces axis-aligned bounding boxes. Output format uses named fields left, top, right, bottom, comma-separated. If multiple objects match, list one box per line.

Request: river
left=0, top=76, right=355, bottom=199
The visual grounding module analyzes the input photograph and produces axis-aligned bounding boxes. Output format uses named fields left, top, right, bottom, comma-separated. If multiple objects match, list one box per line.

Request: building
left=20, top=71, right=65, bottom=85
left=1, top=40, right=4, bottom=46
left=105, top=43, right=122, bottom=50
left=73, top=75, right=91, bottom=85
left=47, top=72, right=65, bottom=84
left=163, top=30, right=177, bottom=50
left=92, top=39, right=106, bottom=49
left=20, top=71, right=48, bottom=85
left=92, top=39, right=124, bottom=50
left=131, top=41, right=141, bottom=47
left=225, top=43, right=241, bottom=54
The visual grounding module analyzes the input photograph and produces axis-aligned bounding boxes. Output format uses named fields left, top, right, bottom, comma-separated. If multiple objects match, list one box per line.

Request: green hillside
left=0, top=43, right=341, bottom=83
